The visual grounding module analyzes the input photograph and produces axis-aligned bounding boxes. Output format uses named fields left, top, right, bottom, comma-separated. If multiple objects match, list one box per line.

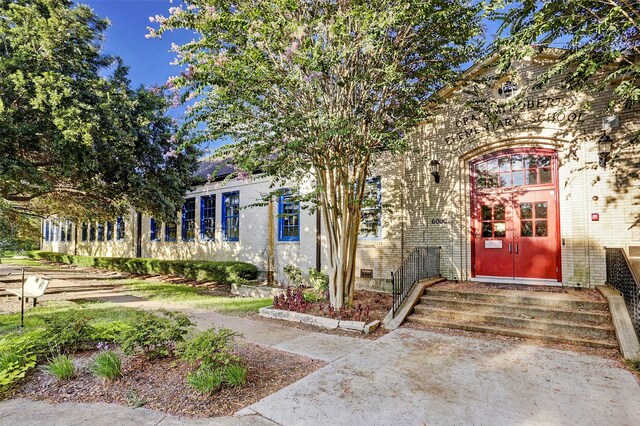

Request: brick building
left=42, top=52, right=640, bottom=290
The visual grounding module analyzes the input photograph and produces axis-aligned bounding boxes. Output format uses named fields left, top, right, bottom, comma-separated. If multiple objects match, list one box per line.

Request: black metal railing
left=391, top=246, right=440, bottom=316
left=605, top=247, right=640, bottom=340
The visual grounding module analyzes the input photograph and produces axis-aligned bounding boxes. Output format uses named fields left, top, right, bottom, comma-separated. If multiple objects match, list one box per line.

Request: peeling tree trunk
left=317, top=158, right=368, bottom=309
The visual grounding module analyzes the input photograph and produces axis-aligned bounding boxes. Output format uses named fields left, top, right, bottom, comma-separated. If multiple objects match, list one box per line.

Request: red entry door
left=473, top=194, right=514, bottom=278
left=513, top=190, right=559, bottom=280
left=471, top=150, right=560, bottom=282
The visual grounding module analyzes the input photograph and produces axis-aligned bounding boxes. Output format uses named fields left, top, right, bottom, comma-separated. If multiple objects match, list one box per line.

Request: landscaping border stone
left=259, top=307, right=371, bottom=332
left=231, top=283, right=288, bottom=299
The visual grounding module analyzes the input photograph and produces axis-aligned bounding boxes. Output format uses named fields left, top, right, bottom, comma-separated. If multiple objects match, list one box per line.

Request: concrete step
left=424, top=288, right=608, bottom=311
left=413, top=305, right=615, bottom=340
left=419, top=296, right=611, bottom=325
left=406, top=315, right=619, bottom=349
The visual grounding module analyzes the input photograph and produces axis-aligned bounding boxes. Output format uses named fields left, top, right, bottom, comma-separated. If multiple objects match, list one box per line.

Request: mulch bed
left=14, top=343, right=324, bottom=418
left=281, top=289, right=392, bottom=323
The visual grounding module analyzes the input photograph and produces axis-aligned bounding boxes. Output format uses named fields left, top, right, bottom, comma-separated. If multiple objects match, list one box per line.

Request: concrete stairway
left=407, top=287, right=618, bottom=349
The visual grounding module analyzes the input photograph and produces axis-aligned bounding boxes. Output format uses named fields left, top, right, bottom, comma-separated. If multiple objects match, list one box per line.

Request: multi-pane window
left=222, top=191, right=240, bottom=241
left=165, top=221, right=177, bottom=242
left=89, top=222, right=96, bottom=242
left=44, top=221, right=50, bottom=242
left=481, top=205, right=506, bottom=238
left=150, top=218, right=161, bottom=242
left=66, top=220, right=73, bottom=242
left=182, top=198, right=196, bottom=241
left=62, top=220, right=71, bottom=242
left=475, top=154, right=553, bottom=190
left=359, top=177, right=382, bottom=239
left=520, top=202, right=548, bottom=238
left=116, top=217, right=125, bottom=241
left=82, top=223, right=88, bottom=241
left=278, top=191, right=300, bottom=241
left=97, top=222, right=105, bottom=241
left=106, top=221, right=114, bottom=241
left=200, top=195, right=215, bottom=241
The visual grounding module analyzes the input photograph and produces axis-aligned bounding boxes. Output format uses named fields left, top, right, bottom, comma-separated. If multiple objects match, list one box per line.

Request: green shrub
left=89, top=321, right=135, bottom=343
left=91, top=350, right=122, bottom=380
left=187, top=364, right=224, bottom=393
left=178, top=328, right=238, bottom=368
left=223, top=363, right=247, bottom=387
left=46, top=314, right=96, bottom=353
left=309, top=268, right=329, bottom=295
left=45, top=355, right=75, bottom=381
left=284, top=264, right=304, bottom=287
left=28, top=251, right=258, bottom=284
left=120, top=310, right=193, bottom=359
left=0, top=333, right=40, bottom=393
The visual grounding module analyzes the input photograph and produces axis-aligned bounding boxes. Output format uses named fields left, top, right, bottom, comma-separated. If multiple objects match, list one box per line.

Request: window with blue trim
left=150, top=218, right=161, bottom=242
left=222, top=191, right=240, bottom=241
left=165, top=221, right=177, bottom=242
left=89, top=222, right=96, bottom=242
left=106, top=221, right=113, bottom=241
left=200, top=195, right=215, bottom=241
left=65, top=220, right=73, bottom=242
left=44, top=221, right=50, bottom=242
left=60, top=220, right=66, bottom=242
left=278, top=191, right=300, bottom=241
left=97, top=222, right=105, bottom=241
left=359, top=177, right=382, bottom=239
left=81, top=223, right=88, bottom=241
left=182, top=198, right=196, bottom=241
left=116, top=217, right=125, bottom=241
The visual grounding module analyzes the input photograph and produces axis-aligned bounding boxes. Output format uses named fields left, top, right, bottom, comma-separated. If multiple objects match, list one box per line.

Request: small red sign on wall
left=591, top=213, right=600, bottom=221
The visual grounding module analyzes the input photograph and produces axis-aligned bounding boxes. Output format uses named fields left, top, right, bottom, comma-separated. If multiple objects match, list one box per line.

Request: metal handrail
left=391, top=246, right=440, bottom=316
left=604, top=247, right=640, bottom=340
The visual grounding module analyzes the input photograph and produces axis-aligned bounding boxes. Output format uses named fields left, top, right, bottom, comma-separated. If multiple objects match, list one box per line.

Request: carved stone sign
left=443, top=96, right=588, bottom=146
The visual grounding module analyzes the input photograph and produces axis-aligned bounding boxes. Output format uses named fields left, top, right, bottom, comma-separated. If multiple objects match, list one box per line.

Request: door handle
left=515, top=242, right=519, bottom=254
left=509, top=243, right=512, bottom=253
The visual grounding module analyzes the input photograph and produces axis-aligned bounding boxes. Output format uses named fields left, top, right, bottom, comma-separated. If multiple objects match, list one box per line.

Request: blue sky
left=80, top=0, right=190, bottom=88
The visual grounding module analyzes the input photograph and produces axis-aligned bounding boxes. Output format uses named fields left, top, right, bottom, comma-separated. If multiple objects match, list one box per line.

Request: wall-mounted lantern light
left=597, top=132, right=613, bottom=169
left=430, top=159, right=441, bottom=184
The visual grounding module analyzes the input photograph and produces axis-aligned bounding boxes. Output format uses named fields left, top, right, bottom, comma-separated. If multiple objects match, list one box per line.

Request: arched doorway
left=470, top=148, right=561, bottom=283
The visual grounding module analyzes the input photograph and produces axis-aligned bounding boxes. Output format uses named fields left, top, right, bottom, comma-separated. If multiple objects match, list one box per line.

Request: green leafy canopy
left=492, top=1, right=640, bottom=111
left=152, top=0, right=484, bottom=308
left=0, top=0, right=199, bottom=224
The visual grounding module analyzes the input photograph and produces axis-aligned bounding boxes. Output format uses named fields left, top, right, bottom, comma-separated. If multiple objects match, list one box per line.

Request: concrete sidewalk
left=243, top=328, right=640, bottom=426
left=0, top=399, right=276, bottom=426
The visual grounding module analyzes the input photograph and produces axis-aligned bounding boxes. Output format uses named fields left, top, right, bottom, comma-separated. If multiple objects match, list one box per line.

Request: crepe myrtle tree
left=0, top=0, right=199, bottom=226
left=152, top=0, right=484, bottom=308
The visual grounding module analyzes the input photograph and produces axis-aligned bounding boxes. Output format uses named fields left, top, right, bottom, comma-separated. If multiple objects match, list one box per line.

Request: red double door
left=471, top=150, right=560, bottom=282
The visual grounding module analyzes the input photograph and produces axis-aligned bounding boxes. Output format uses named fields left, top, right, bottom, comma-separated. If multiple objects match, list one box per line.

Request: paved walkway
left=244, top=328, right=640, bottom=426
left=0, top=399, right=276, bottom=426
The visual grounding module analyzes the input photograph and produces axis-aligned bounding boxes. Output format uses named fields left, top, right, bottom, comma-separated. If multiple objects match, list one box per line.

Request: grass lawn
left=0, top=301, right=143, bottom=335
left=110, top=279, right=273, bottom=314
left=0, top=255, right=54, bottom=268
